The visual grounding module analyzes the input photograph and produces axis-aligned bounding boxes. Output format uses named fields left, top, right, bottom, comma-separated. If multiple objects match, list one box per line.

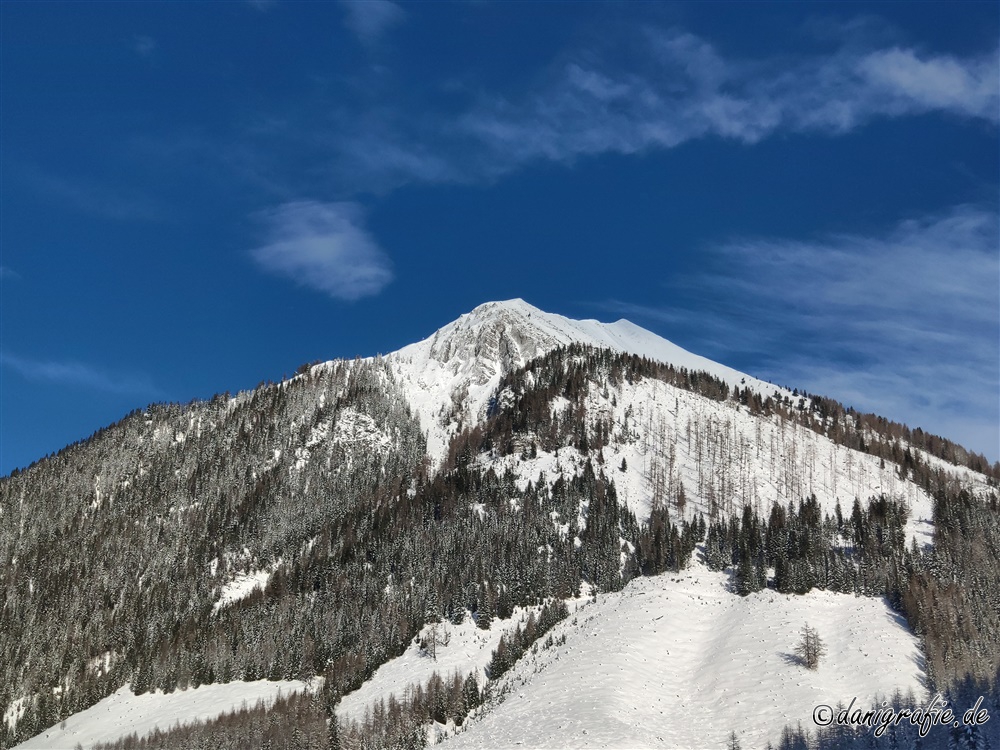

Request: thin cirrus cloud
left=1, top=352, right=162, bottom=397
left=329, top=28, right=998, bottom=190
left=459, top=31, right=999, bottom=166
left=24, top=168, right=164, bottom=222
left=249, top=201, right=394, bottom=302
left=339, top=0, right=404, bottom=46
left=605, top=205, right=1000, bottom=460
left=131, top=34, right=157, bottom=57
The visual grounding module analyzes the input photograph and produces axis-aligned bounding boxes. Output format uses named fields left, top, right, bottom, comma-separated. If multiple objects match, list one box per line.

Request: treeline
left=339, top=669, right=480, bottom=750
left=89, top=600, right=574, bottom=750
left=482, top=344, right=732, bottom=459
left=906, top=489, right=1000, bottom=687
left=86, top=598, right=576, bottom=750
left=487, top=599, right=569, bottom=680
left=802, top=394, right=999, bottom=482
left=485, top=344, right=999, bottom=484
left=706, top=487, right=1000, bottom=691
left=90, top=689, right=327, bottom=750
left=704, top=494, right=910, bottom=599
left=638, top=506, right=702, bottom=576
left=122, top=450, right=642, bottom=707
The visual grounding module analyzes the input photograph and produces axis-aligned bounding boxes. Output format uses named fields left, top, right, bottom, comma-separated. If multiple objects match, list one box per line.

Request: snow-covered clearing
left=442, top=558, right=926, bottom=749
left=212, top=567, right=274, bottom=615
left=3, top=697, right=27, bottom=732
left=13, top=679, right=314, bottom=750
left=338, top=606, right=547, bottom=726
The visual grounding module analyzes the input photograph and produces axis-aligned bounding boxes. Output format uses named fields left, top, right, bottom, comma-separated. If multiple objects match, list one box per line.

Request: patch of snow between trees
left=12, top=679, right=316, bottom=750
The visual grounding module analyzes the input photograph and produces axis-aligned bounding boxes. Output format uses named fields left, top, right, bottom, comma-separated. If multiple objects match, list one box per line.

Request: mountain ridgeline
left=2, top=301, right=997, bottom=749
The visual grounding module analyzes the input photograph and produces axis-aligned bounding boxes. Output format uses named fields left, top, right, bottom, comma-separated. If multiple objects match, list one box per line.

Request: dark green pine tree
left=324, top=685, right=340, bottom=750
left=476, top=589, right=493, bottom=631
left=461, top=673, right=481, bottom=719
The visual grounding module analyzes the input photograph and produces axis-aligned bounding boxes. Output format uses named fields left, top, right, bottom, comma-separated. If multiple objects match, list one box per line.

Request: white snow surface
left=211, top=567, right=273, bottom=615
left=338, top=606, right=545, bottom=726
left=13, top=680, right=314, bottom=750
left=442, top=558, right=926, bottom=750
left=388, top=299, right=791, bottom=465
left=485, top=376, right=967, bottom=547
left=3, top=697, right=27, bottom=731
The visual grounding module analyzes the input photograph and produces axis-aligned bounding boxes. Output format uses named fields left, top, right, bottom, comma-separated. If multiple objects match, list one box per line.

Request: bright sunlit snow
left=338, top=605, right=548, bottom=726
left=211, top=568, right=273, bottom=615
left=442, top=556, right=926, bottom=749
left=388, top=299, right=794, bottom=466
left=13, top=680, right=314, bottom=750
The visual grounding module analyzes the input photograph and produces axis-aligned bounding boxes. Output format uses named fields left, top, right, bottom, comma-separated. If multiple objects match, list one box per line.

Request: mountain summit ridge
left=387, top=299, right=786, bottom=463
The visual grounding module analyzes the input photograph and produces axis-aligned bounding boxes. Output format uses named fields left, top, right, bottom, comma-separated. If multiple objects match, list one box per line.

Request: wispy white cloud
left=0, top=266, right=20, bottom=281
left=1, top=353, right=162, bottom=397
left=25, top=169, right=164, bottom=222
left=250, top=201, right=393, bottom=301
left=327, top=28, right=997, bottom=190
left=340, top=0, right=404, bottom=46
left=606, top=205, right=1000, bottom=461
left=131, top=35, right=157, bottom=57
left=457, top=31, right=999, bottom=171
left=856, top=47, right=999, bottom=121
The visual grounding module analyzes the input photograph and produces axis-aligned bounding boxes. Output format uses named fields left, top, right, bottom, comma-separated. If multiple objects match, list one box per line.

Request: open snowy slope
left=13, top=680, right=314, bottom=750
left=338, top=605, right=549, bottom=726
left=484, top=375, right=979, bottom=548
left=387, top=299, right=790, bottom=464
left=442, top=558, right=926, bottom=750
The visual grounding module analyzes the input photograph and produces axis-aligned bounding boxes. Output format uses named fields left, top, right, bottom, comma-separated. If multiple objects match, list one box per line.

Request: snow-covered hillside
left=338, top=605, right=550, bottom=726
left=485, top=375, right=967, bottom=550
left=12, top=680, right=314, bottom=750
left=7, top=299, right=993, bottom=750
left=442, top=557, right=926, bottom=750
left=388, top=299, right=791, bottom=464
left=389, top=299, right=990, bottom=550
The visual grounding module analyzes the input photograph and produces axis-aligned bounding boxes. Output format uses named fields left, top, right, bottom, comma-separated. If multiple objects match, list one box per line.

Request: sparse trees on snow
left=794, top=623, right=826, bottom=670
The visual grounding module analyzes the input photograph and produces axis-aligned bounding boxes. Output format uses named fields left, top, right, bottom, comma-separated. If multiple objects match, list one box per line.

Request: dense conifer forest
left=2, top=344, right=997, bottom=748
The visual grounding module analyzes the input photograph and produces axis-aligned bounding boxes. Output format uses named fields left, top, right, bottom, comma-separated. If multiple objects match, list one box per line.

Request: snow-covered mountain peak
left=400, top=298, right=558, bottom=387
left=388, top=299, right=787, bottom=464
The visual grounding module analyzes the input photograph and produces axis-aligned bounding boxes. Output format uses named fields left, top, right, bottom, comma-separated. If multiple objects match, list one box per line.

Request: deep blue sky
left=2, top=1, right=998, bottom=474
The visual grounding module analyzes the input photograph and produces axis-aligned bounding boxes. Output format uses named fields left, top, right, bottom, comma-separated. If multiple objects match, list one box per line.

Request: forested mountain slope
left=4, top=300, right=997, bottom=749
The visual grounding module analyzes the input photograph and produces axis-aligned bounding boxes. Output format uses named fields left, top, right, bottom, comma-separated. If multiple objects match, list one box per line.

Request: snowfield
left=211, top=567, right=273, bottom=615
left=442, top=557, right=926, bottom=750
left=388, top=299, right=794, bottom=466
left=486, top=375, right=949, bottom=551
left=13, top=680, right=315, bottom=750
left=338, top=606, right=548, bottom=726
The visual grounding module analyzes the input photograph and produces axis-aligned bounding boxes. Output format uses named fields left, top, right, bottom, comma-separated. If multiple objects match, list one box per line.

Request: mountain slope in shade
left=387, top=299, right=790, bottom=463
